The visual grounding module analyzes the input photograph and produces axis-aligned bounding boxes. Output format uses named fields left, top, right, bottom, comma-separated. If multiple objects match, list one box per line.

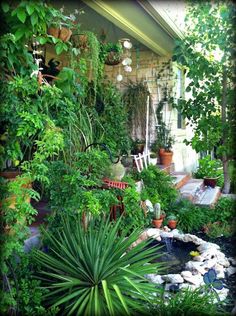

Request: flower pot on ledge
left=203, top=177, right=218, bottom=188
left=159, top=150, right=173, bottom=166
left=152, top=218, right=163, bottom=228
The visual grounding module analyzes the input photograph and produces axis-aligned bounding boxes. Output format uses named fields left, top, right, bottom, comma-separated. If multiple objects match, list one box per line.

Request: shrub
left=35, top=216, right=164, bottom=315
left=139, top=165, right=178, bottom=209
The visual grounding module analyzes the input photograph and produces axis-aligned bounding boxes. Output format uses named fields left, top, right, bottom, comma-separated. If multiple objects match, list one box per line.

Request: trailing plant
left=94, top=81, right=131, bottom=155
left=123, top=80, right=151, bottom=140
left=35, top=215, right=164, bottom=315
left=194, top=155, right=224, bottom=187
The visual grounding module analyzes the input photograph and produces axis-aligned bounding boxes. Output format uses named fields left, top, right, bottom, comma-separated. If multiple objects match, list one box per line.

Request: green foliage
left=95, top=81, right=131, bottom=155
left=99, top=42, right=123, bottom=64
left=0, top=252, right=59, bottom=316
left=46, top=150, right=116, bottom=215
left=172, top=1, right=236, bottom=192
left=35, top=215, right=164, bottom=315
left=154, top=286, right=223, bottom=315
left=123, top=80, right=151, bottom=140
left=194, top=155, right=224, bottom=187
left=139, top=165, right=178, bottom=209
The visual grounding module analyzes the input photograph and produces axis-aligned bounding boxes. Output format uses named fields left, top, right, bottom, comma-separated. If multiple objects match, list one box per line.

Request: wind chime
left=116, top=38, right=133, bottom=82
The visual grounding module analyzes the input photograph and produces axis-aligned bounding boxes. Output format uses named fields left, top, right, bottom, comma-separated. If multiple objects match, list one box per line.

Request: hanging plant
left=100, top=42, right=123, bottom=66
left=123, top=80, right=151, bottom=140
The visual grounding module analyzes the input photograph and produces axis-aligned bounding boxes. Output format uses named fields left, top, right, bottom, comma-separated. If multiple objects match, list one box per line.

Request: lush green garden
left=0, top=1, right=235, bottom=315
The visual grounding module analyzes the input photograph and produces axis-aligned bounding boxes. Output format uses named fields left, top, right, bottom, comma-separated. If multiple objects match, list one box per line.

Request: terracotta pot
left=47, top=27, right=72, bottom=42
left=59, top=27, right=72, bottom=42
left=159, top=150, right=173, bottom=166
left=168, top=220, right=177, bottom=229
left=47, top=27, right=60, bottom=38
left=203, top=177, right=217, bottom=188
left=152, top=218, right=163, bottom=228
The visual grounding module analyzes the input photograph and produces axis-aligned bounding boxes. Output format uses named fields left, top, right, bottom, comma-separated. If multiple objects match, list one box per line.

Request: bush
left=139, top=165, right=178, bottom=209
left=35, top=215, right=164, bottom=315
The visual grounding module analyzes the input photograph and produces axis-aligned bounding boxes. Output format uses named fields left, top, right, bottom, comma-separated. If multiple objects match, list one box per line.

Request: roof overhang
left=82, top=0, right=184, bottom=56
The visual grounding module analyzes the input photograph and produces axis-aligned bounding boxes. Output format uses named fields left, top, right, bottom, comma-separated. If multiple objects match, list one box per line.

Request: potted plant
left=152, top=203, right=164, bottom=228
left=47, top=7, right=81, bottom=42
left=100, top=42, right=123, bottom=66
left=193, top=155, right=223, bottom=188
left=167, top=214, right=178, bottom=229
left=156, top=122, right=175, bottom=166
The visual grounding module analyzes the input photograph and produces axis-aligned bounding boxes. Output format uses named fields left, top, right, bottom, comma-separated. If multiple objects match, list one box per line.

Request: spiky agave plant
left=34, top=215, right=164, bottom=315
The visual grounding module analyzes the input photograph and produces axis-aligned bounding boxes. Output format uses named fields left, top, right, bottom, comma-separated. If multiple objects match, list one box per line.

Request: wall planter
left=159, top=150, right=173, bottom=166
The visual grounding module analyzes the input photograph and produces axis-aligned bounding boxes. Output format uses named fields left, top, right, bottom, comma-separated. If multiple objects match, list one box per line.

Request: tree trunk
left=221, top=67, right=230, bottom=193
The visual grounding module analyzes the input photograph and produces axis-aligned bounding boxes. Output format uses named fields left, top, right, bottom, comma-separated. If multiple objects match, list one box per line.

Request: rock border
left=132, top=228, right=236, bottom=302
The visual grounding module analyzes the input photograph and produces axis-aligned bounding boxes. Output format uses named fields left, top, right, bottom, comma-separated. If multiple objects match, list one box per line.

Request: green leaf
left=26, top=4, right=35, bottom=15
left=14, top=29, right=25, bottom=41
left=1, top=2, right=9, bottom=13
left=39, top=37, right=48, bottom=45
left=30, top=13, right=38, bottom=26
left=55, top=43, right=64, bottom=55
left=16, top=8, right=27, bottom=23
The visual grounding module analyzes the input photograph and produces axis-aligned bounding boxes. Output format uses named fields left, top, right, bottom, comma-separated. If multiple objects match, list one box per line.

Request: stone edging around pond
left=132, top=228, right=236, bottom=302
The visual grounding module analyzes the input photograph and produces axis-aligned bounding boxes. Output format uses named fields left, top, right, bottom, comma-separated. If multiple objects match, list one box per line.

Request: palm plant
left=35, top=216, right=164, bottom=315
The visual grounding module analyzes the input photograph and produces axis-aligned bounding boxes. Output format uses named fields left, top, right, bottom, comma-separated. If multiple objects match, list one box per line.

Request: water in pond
left=150, top=238, right=198, bottom=274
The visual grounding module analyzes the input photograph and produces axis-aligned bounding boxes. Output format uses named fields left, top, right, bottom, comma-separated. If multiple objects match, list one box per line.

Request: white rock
left=146, top=274, right=164, bottom=284
left=197, top=242, right=220, bottom=252
left=163, top=226, right=170, bottom=232
left=160, top=231, right=174, bottom=238
left=181, top=270, right=193, bottom=278
left=214, top=287, right=229, bottom=302
left=139, top=231, right=148, bottom=241
left=193, top=255, right=204, bottom=262
left=218, top=257, right=230, bottom=268
left=179, top=283, right=198, bottom=290
left=182, top=234, right=204, bottom=245
left=185, top=261, right=207, bottom=275
left=202, top=257, right=218, bottom=269
left=182, top=273, right=204, bottom=286
left=162, top=274, right=184, bottom=284
left=228, top=257, right=236, bottom=266
left=146, top=228, right=161, bottom=238
left=214, top=264, right=225, bottom=279
left=226, top=266, right=236, bottom=276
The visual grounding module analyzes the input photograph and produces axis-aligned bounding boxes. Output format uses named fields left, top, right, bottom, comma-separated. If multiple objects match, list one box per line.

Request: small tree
left=173, top=0, right=236, bottom=193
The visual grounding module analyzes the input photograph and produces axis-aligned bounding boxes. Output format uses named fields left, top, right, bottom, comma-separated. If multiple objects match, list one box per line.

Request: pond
left=150, top=238, right=198, bottom=274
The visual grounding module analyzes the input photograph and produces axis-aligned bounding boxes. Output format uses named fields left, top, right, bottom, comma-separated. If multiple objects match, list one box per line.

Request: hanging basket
left=105, top=51, right=122, bottom=66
